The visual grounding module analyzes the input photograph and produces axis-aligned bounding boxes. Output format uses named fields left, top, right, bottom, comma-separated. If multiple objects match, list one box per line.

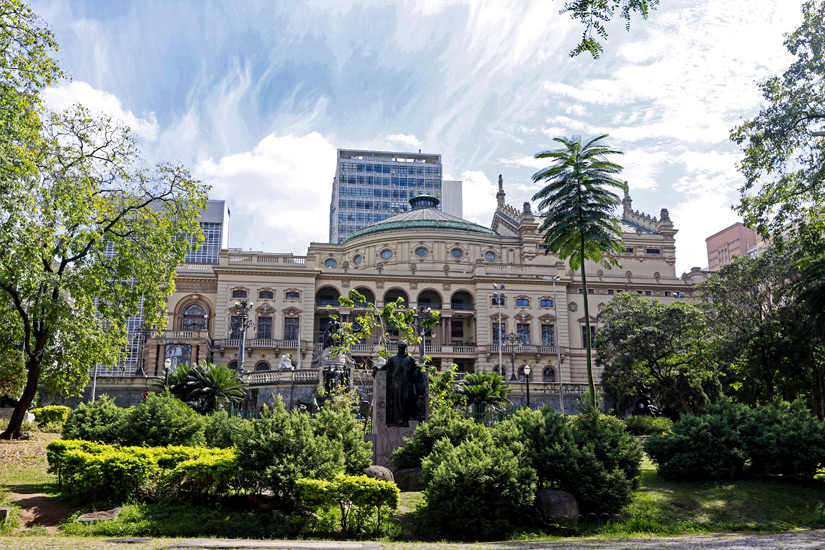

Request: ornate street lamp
left=233, top=300, right=254, bottom=373
left=416, top=305, right=434, bottom=362
left=492, top=283, right=505, bottom=376
left=505, top=332, right=519, bottom=381
left=523, top=364, right=531, bottom=408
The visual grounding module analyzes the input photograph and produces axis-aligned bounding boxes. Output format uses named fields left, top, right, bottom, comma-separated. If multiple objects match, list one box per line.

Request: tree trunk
left=580, top=242, right=597, bottom=410
left=0, top=357, right=41, bottom=440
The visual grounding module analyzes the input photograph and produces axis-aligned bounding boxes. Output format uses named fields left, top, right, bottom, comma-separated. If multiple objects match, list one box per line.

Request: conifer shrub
left=62, top=396, right=126, bottom=443
left=312, top=393, right=372, bottom=475
left=420, top=431, right=537, bottom=540
left=120, top=392, right=206, bottom=447
left=233, top=397, right=345, bottom=498
left=623, top=415, right=672, bottom=436
left=391, top=407, right=487, bottom=470
left=205, top=410, right=250, bottom=448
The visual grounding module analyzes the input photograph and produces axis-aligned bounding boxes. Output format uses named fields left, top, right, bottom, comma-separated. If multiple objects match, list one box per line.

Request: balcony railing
left=154, top=330, right=210, bottom=340
left=490, top=344, right=539, bottom=354
left=451, top=345, right=476, bottom=354
left=244, top=369, right=318, bottom=385
left=316, top=299, right=339, bottom=307
left=449, top=303, right=475, bottom=310
left=215, top=338, right=300, bottom=349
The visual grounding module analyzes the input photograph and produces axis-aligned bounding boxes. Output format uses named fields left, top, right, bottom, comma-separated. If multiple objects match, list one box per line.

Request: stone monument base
left=370, top=369, right=420, bottom=469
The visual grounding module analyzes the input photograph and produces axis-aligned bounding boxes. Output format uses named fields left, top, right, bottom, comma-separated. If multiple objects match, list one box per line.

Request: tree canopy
left=0, top=0, right=209, bottom=438
left=595, top=292, right=713, bottom=416
left=532, top=134, right=626, bottom=409
left=731, top=0, right=825, bottom=240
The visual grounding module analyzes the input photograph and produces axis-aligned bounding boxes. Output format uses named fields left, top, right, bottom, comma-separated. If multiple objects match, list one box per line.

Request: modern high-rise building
left=328, top=148, right=462, bottom=243
left=705, top=222, right=757, bottom=271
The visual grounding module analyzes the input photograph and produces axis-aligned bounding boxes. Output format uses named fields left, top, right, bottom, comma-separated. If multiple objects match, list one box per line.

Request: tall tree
left=698, top=247, right=825, bottom=416
left=731, top=0, right=825, bottom=241
left=595, top=293, right=713, bottom=416
left=531, top=134, right=626, bottom=409
left=0, top=106, right=209, bottom=439
left=562, top=0, right=660, bottom=58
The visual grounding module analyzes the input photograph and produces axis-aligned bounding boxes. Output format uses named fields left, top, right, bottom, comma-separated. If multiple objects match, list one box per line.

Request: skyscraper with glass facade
left=328, top=149, right=461, bottom=243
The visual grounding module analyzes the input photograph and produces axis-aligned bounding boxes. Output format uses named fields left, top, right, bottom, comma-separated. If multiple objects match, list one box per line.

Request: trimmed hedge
left=46, top=440, right=237, bottom=503
left=295, top=474, right=399, bottom=536
left=29, top=405, right=70, bottom=427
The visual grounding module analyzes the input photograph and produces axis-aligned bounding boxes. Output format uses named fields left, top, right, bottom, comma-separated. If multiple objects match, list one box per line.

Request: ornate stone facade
left=141, top=182, right=704, bottom=387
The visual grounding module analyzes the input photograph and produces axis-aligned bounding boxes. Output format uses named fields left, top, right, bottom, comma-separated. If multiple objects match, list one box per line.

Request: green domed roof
left=343, top=195, right=498, bottom=242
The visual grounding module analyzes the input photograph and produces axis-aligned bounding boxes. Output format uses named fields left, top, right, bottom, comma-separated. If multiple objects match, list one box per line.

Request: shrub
left=391, top=407, right=486, bottom=470
left=570, top=411, right=642, bottom=490
left=29, top=405, right=70, bottom=427
left=234, top=397, right=345, bottom=498
left=645, top=411, right=746, bottom=481
left=295, top=474, right=399, bottom=536
left=163, top=448, right=239, bottom=501
left=421, top=431, right=537, bottom=540
left=62, top=396, right=125, bottom=443
left=313, top=394, right=372, bottom=475
left=120, top=392, right=206, bottom=447
left=623, top=415, right=673, bottom=436
left=205, top=410, right=250, bottom=448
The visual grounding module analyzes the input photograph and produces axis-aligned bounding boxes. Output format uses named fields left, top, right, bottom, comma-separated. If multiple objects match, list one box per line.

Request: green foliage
left=0, top=349, right=26, bottom=399
left=457, top=371, right=512, bottom=414
left=698, top=246, right=824, bottom=410
left=596, top=293, right=713, bottom=415
left=570, top=412, right=643, bottom=490
left=47, top=439, right=238, bottom=503
left=645, top=411, right=747, bottom=481
left=391, top=407, right=486, bottom=470
left=28, top=405, right=69, bottom=426
left=234, top=397, right=345, bottom=498
left=120, top=392, right=206, bottom=447
left=427, top=363, right=466, bottom=412
left=161, top=361, right=247, bottom=414
left=731, top=0, right=825, bottom=241
left=312, top=393, right=372, bottom=475
left=62, top=395, right=126, bottom=443
left=205, top=409, right=250, bottom=449
left=532, top=134, right=626, bottom=409
left=562, top=0, right=660, bottom=58
left=295, top=474, right=399, bottom=537
left=421, top=431, right=537, bottom=540
left=623, top=415, right=672, bottom=436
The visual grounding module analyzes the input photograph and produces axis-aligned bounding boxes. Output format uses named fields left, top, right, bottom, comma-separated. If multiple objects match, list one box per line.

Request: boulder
left=365, top=465, right=394, bottom=483
left=534, top=489, right=579, bottom=525
left=394, top=467, right=423, bottom=492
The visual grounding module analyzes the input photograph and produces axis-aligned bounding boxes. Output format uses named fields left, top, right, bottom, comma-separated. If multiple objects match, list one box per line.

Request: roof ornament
left=496, top=174, right=506, bottom=207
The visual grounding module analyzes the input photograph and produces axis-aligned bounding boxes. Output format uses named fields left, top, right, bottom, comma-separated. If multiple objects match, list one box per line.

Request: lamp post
left=505, top=332, right=519, bottom=381
left=492, top=283, right=505, bottom=377
left=523, top=364, right=531, bottom=408
left=163, top=358, right=172, bottom=389
left=233, top=300, right=254, bottom=373
left=550, top=275, right=565, bottom=415
left=416, top=305, right=434, bottom=363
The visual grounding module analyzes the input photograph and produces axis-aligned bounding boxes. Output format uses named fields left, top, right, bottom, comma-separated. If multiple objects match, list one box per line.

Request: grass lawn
left=1, top=427, right=823, bottom=541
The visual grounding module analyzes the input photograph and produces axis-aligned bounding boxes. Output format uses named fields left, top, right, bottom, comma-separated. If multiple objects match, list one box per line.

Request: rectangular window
left=578, top=288, right=583, bottom=294
left=581, top=325, right=596, bottom=348
left=451, top=322, right=464, bottom=338
left=541, top=324, right=555, bottom=346
left=284, top=318, right=299, bottom=341
left=517, top=323, right=530, bottom=345
left=491, top=296, right=505, bottom=306
left=664, top=291, right=671, bottom=297
left=232, top=289, right=247, bottom=299
left=285, top=291, right=300, bottom=300
left=492, top=323, right=505, bottom=345
left=540, top=298, right=553, bottom=307
left=258, top=290, right=274, bottom=300
left=588, top=289, right=594, bottom=294
left=645, top=290, right=652, bottom=296
left=646, top=248, right=661, bottom=254
left=230, top=315, right=241, bottom=339
left=624, top=247, right=634, bottom=253
left=516, top=298, right=529, bottom=307
left=257, top=317, right=272, bottom=339
left=607, top=289, right=614, bottom=295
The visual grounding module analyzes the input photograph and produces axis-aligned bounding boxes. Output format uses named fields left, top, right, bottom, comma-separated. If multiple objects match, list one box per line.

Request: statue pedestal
left=370, top=370, right=419, bottom=469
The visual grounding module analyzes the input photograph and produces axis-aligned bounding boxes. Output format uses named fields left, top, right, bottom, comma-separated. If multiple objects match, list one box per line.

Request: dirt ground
left=0, top=431, right=79, bottom=533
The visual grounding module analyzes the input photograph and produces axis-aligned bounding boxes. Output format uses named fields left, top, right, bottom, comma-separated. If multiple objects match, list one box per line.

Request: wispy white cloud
left=386, top=134, right=422, bottom=151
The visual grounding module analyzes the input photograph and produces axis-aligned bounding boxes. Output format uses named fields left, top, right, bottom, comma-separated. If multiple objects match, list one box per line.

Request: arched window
left=543, top=367, right=556, bottom=383
left=518, top=365, right=531, bottom=381
left=227, top=361, right=238, bottom=371
left=255, top=361, right=271, bottom=371
left=182, top=304, right=207, bottom=331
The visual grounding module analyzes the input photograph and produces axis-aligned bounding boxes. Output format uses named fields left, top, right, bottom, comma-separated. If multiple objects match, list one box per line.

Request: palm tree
left=531, top=134, right=626, bottom=410
left=458, top=372, right=512, bottom=415
left=187, top=361, right=248, bottom=414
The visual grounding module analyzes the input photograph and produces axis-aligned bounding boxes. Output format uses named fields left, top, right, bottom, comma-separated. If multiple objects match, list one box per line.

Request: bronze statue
left=378, top=341, right=426, bottom=426
left=322, top=319, right=342, bottom=349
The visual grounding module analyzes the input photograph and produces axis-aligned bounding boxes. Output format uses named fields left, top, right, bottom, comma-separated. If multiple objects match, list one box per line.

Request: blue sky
left=32, top=0, right=803, bottom=274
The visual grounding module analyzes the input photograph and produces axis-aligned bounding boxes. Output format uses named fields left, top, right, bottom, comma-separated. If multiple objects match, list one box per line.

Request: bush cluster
left=623, top=415, right=673, bottom=436
left=645, top=399, right=825, bottom=481
left=29, top=405, right=70, bottom=427
left=47, top=440, right=238, bottom=503
left=295, top=474, right=399, bottom=536
left=398, top=406, right=642, bottom=539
